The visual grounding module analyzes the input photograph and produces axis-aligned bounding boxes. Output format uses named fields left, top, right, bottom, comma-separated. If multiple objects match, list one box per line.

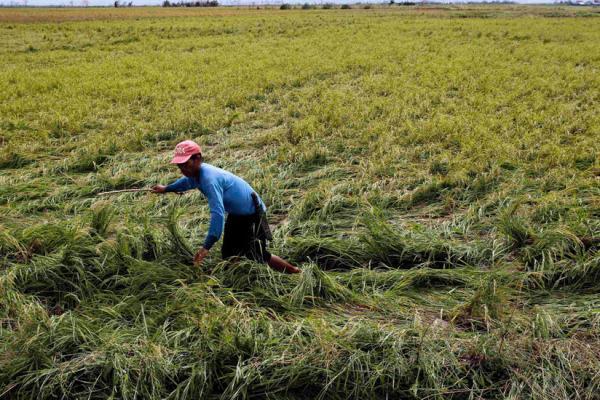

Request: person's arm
left=151, top=177, right=192, bottom=194
left=165, top=177, right=193, bottom=193
left=194, top=182, right=225, bottom=266
left=202, top=182, right=225, bottom=251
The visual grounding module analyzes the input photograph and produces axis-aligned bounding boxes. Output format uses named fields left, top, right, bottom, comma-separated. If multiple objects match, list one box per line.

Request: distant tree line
left=460, top=0, right=516, bottom=3
left=279, top=0, right=519, bottom=8
left=162, top=0, right=219, bottom=6
left=279, top=2, right=423, bottom=10
left=280, top=3, right=360, bottom=9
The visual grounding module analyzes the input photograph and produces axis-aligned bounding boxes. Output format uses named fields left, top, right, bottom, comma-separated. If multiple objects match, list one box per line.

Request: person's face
left=177, top=155, right=201, bottom=178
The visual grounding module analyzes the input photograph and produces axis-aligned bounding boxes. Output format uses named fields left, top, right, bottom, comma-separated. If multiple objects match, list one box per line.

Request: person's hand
left=194, top=248, right=209, bottom=266
left=151, top=185, right=167, bottom=194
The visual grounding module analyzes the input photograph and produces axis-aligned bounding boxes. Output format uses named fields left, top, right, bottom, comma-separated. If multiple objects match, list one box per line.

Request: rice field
left=1, top=5, right=599, bottom=399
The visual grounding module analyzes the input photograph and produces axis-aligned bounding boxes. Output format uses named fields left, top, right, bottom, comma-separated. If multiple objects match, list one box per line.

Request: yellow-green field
left=1, top=5, right=599, bottom=399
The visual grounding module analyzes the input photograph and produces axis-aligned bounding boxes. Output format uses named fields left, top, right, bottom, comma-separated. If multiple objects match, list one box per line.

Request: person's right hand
left=151, top=185, right=167, bottom=194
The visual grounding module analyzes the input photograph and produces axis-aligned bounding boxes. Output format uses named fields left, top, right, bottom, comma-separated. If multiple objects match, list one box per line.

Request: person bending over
left=152, top=140, right=300, bottom=274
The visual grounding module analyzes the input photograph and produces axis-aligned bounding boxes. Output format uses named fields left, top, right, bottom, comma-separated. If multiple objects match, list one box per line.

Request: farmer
left=152, top=140, right=301, bottom=274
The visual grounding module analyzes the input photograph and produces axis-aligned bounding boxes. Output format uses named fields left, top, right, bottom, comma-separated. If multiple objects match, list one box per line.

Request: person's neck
left=194, top=163, right=202, bottom=183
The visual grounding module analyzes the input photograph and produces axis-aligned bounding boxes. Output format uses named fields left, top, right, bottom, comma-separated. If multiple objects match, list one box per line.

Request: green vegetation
left=1, top=5, right=599, bottom=399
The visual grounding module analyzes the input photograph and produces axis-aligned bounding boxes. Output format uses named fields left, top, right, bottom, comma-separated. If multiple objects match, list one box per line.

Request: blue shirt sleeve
left=165, top=177, right=193, bottom=193
left=203, top=182, right=225, bottom=250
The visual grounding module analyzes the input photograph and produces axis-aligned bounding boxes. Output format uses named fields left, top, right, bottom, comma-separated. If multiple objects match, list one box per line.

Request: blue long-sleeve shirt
left=165, top=163, right=266, bottom=250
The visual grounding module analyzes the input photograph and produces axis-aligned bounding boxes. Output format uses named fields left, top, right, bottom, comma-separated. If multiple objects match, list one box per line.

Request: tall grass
left=1, top=5, right=599, bottom=399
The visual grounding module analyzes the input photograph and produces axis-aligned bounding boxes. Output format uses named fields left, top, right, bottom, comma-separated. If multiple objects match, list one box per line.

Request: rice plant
left=1, top=5, right=599, bottom=399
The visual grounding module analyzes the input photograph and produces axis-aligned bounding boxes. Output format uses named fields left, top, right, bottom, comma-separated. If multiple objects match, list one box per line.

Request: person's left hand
left=194, top=248, right=209, bottom=266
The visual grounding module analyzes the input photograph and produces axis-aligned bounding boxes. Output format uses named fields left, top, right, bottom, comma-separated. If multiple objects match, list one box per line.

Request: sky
left=1, top=0, right=565, bottom=6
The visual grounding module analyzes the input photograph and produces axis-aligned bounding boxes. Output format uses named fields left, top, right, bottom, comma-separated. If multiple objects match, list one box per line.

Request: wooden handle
left=96, top=188, right=184, bottom=196
left=96, top=188, right=153, bottom=196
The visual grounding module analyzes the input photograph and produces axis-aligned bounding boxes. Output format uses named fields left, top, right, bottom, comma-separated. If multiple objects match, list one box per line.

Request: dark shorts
left=221, top=213, right=272, bottom=263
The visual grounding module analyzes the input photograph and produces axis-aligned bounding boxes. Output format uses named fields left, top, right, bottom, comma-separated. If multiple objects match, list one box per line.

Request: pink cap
left=170, top=140, right=202, bottom=164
